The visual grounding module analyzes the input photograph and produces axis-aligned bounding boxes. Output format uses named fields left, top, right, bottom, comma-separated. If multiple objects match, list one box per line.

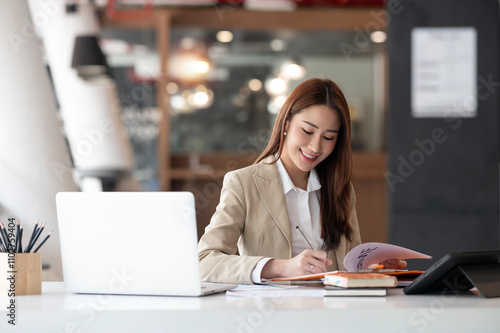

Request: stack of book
left=323, top=272, right=398, bottom=297
left=268, top=242, right=431, bottom=297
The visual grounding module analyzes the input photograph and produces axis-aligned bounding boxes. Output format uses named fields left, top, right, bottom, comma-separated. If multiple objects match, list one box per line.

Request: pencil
left=33, top=231, right=52, bottom=253
left=24, top=219, right=39, bottom=253
left=0, top=220, right=10, bottom=252
left=27, top=223, right=45, bottom=253
left=17, top=226, right=23, bottom=253
left=15, top=220, right=20, bottom=253
left=0, top=228, right=6, bottom=252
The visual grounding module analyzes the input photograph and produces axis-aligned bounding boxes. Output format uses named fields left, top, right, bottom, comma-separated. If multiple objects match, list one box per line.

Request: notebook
left=56, top=191, right=237, bottom=296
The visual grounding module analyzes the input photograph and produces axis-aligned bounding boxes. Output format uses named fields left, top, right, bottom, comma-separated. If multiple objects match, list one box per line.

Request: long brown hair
left=255, top=78, right=353, bottom=251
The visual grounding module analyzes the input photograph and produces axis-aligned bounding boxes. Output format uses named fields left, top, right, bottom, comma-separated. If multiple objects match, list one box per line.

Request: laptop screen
left=56, top=191, right=203, bottom=296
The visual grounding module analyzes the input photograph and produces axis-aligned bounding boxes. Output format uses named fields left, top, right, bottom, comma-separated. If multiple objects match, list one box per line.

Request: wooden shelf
left=170, top=168, right=227, bottom=180
left=170, top=152, right=386, bottom=180
left=99, top=6, right=385, bottom=31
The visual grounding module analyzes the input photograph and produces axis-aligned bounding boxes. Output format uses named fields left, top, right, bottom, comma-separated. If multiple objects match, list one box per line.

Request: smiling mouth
left=300, top=149, right=318, bottom=162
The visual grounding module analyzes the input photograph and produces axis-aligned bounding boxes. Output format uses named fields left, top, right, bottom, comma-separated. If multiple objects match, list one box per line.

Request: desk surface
left=1, top=282, right=499, bottom=332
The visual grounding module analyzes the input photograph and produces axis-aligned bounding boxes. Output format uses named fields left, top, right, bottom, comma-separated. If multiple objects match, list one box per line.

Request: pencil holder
left=0, top=253, right=42, bottom=296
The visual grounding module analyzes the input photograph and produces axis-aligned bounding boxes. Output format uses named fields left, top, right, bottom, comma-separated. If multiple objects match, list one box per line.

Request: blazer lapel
left=253, top=156, right=292, bottom=249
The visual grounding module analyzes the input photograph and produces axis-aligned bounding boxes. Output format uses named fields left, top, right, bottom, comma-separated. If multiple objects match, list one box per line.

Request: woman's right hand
left=261, top=249, right=333, bottom=279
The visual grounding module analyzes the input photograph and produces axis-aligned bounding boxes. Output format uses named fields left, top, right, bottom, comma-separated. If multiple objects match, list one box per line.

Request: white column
left=0, top=0, right=78, bottom=280
left=29, top=0, right=135, bottom=174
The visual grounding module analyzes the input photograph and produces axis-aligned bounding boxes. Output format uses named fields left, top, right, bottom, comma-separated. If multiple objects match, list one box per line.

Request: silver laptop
left=56, top=191, right=236, bottom=296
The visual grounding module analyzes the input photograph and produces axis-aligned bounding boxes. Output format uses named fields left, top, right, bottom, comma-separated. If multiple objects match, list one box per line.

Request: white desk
left=0, top=282, right=499, bottom=332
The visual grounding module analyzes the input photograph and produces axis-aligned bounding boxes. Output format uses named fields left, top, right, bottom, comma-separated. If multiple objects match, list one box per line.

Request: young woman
left=198, top=78, right=404, bottom=284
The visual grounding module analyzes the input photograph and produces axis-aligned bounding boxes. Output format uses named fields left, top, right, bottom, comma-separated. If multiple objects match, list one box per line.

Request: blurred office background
left=0, top=0, right=498, bottom=279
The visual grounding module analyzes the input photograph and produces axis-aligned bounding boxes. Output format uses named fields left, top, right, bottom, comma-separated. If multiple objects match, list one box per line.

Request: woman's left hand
left=379, top=259, right=407, bottom=270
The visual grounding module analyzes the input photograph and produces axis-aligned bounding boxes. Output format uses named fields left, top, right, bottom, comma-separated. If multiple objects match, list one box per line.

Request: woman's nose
left=308, top=135, right=321, bottom=153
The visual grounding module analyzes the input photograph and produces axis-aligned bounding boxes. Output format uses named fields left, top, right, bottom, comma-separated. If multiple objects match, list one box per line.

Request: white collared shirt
left=275, top=158, right=323, bottom=256
left=251, top=158, right=323, bottom=283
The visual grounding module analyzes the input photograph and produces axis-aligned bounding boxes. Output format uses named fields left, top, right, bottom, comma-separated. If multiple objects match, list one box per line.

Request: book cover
left=323, top=272, right=398, bottom=288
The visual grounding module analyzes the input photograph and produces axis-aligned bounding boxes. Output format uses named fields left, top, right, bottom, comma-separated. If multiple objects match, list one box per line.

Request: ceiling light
left=265, top=77, right=287, bottom=96
left=216, top=30, right=233, bottom=43
left=170, top=54, right=211, bottom=81
left=193, top=91, right=209, bottom=106
left=270, top=39, right=286, bottom=52
left=370, top=31, right=387, bottom=43
left=281, top=61, right=305, bottom=80
left=71, top=35, right=110, bottom=81
left=195, top=58, right=210, bottom=74
left=166, top=82, right=178, bottom=94
left=170, top=94, right=186, bottom=109
left=189, top=88, right=214, bottom=109
left=248, top=79, right=262, bottom=91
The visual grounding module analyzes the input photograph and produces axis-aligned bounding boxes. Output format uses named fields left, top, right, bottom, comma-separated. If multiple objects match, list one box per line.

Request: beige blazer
left=198, top=155, right=362, bottom=284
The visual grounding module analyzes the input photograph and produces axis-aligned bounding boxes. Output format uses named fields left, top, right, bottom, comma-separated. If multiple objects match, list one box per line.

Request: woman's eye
left=302, top=128, right=313, bottom=135
left=323, top=136, right=334, bottom=141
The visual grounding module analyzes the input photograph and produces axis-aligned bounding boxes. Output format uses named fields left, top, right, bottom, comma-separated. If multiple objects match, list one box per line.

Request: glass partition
left=101, top=26, right=387, bottom=188
left=168, top=28, right=386, bottom=153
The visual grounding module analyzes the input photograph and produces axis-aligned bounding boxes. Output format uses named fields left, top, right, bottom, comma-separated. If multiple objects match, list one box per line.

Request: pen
left=294, top=225, right=314, bottom=250
left=295, top=225, right=331, bottom=273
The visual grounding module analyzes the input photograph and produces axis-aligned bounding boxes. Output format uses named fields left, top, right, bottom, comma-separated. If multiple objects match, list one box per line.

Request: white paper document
left=344, top=242, right=432, bottom=272
left=411, top=27, right=477, bottom=118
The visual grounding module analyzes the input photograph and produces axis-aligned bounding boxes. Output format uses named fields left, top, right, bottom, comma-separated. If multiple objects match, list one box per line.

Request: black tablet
left=404, top=250, right=500, bottom=298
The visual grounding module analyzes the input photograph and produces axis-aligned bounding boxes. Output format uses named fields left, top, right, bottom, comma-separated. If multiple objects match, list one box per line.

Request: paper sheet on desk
left=231, top=285, right=300, bottom=291
left=344, top=242, right=431, bottom=271
left=227, top=284, right=322, bottom=297
left=227, top=288, right=323, bottom=298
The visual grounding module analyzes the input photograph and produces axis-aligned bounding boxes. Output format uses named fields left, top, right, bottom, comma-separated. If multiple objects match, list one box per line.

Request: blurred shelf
left=170, top=168, right=226, bottom=180
left=169, top=152, right=387, bottom=181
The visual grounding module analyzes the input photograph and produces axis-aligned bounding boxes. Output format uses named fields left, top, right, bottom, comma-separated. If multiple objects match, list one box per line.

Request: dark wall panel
left=387, top=0, right=500, bottom=269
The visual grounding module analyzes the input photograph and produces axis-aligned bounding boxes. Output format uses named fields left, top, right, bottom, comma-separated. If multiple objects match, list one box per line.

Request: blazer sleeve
left=198, top=171, right=264, bottom=284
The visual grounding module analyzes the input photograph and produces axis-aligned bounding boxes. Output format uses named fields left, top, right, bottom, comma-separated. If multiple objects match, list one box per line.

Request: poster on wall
left=411, top=27, right=477, bottom=118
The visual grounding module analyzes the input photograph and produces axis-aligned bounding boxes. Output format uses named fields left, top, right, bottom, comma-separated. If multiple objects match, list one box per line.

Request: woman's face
left=281, top=104, right=340, bottom=178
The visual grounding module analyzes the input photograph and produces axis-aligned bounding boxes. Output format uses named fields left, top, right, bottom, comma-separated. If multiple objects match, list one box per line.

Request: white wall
left=0, top=0, right=78, bottom=280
